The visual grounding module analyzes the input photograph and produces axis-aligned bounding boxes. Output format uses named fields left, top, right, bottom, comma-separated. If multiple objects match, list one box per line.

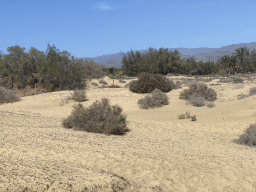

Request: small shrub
left=138, top=89, right=169, bottom=109
left=180, top=82, right=217, bottom=104
left=108, top=84, right=121, bottom=88
left=62, top=98, right=127, bottom=135
left=71, top=89, right=86, bottom=102
left=238, top=124, right=256, bottom=146
left=129, top=72, right=173, bottom=93
left=0, top=86, right=21, bottom=104
left=189, top=94, right=206, bottom=107
left=99, top=79, right=108, bottom=85
left=218, top=78, right=233, bottom=83
left=185, top=111, right=191, bottom=118
left=191, top=115, right=197, bottom=121
left=119, top=79, right=126, bottom=83
left=232, top=76, right=244, bottom=84
left=178, top=114, right=186, bottom=119
left=237, top=94, right=249, bottom=100
left=91, top=82, right=98, bottom=86
left=249, top=87, right=256, bottom=96
left=207, top=102, right=215, bottom=108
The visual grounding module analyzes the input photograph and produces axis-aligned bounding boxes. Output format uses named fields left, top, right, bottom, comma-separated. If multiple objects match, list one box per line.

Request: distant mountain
left=80, top=42, right=256, bottom=68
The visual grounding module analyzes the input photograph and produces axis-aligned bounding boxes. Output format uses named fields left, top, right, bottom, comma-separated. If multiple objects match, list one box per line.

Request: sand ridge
left=1, top=76, right=256, bottom=191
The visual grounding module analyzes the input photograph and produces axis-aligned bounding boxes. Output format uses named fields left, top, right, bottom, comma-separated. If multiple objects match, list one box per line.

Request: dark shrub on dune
left=238, top=124, right=256, bottom=146
left=129, top=72, right=179, bottom=93
left=62, top=98, right=127, bottom=135
left=0, top=86, right=21, bottom=104
left=138, top=89, right=169, bottom=109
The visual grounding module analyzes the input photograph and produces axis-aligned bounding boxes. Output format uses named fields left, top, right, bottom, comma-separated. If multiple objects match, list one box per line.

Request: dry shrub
left=218, top=77, right=233, bottom=83
left=249, top=87, right=256, bottom=96
left=232, top=76, right=244, bottom=84
left=188, top=94, right=206, bottom=107
left=0, top=86, right=21, bottom=104
left=180, top=82, right=217, bottom=107
left=71, top=89, right=86, bottom=102
left=178, top=114, right=186, bottom=119
left=238, top=124, right=256, bottom=146
left=129, top=72, right=178, bottom=93
left=119, top=79, right=126, bottom=83
left=62, top=98, right=127, bottom=135
left=207, top=102, right=215, bottom=108
left=180, top=82, right=217, bottom=102
left=138, top=89, right=169, bottom=109
left=99, top=79, right=108, bottom=85
left=91, top=82, right=98, bottom=86
left=108, top=84, right=121, bottom=88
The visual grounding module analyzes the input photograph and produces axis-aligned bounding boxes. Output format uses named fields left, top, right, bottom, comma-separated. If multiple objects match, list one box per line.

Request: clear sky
left=1, top=0, right=256, bottom=58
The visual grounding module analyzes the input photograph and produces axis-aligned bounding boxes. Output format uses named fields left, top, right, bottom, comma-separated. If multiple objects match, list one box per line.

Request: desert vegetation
left=62, top=98, right=127, bottom=135
left=180, top=82, right=217, bottom=107
left=238, top=124, right=256, bottom=146
left=138, top=89, right=169, bottom=109
left=0, top=86, right=21, bottom=104
left=129, top=72, right=180, bottom=93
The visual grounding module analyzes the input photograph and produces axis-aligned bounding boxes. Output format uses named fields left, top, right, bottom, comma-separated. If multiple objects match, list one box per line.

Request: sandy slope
left=1, top=76, right=256, bottom=191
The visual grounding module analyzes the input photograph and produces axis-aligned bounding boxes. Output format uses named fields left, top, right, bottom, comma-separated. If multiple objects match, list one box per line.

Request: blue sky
left=1, top=0, right=256, bottom=58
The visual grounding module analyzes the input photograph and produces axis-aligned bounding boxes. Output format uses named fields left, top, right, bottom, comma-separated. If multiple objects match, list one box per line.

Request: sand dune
left=1, top=76, right=256, bottom=191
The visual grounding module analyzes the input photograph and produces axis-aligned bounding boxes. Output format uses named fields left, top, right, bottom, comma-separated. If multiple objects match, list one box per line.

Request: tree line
left=121, top=46, right=256, bottom=76
left=0, top=44, right=105, bottom=91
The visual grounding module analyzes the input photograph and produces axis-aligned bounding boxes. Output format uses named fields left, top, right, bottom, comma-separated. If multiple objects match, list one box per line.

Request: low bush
left=71, top=89, right=87, bottom=102
left=191, top=115, right=197, bottom=121
left=99, top=79, right=108, bottom=85
left=180, top=82, right=217, bottom=106
left=62, top=98, right=127, bottom=135
left=129, top=72, right=178, bottom=93
left=178, top=114, right=186, bottom=119
left=232, top=76, right=244, bottom=84
left=249, top=87, right=256, bottom=96
left=207, top=102, right=215, bottom=108
left=238, top=123, right=256, bottom=146
left=138, top=89, right=169, bottom=109
left=119, top=79, right=126, bottom=83
left=91, top=82, right=98, bottom=86
left=108, top=84, right=121, bottom=88
left=0, top=86, right=21, bottom=104
left=188, top=94, right=206, bottom=107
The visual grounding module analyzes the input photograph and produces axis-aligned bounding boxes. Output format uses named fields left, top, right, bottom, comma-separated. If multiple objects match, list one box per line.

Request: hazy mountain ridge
left=81, top=42, right=256, bottom=68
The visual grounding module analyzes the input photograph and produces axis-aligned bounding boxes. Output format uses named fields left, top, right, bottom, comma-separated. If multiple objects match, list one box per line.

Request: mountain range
left=80, top=42, right=256, bottom=68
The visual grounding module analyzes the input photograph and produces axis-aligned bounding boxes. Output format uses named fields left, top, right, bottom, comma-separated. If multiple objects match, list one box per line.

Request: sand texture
left=1, top=76, right=256, bottom=191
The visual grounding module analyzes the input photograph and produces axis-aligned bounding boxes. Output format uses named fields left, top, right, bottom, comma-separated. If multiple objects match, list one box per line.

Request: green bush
left=71, top=89, right=86, bottom=102
left=62, top=98, right=127, bottom=135
left=238, top=123, right=256, bottom=146
left=0, top=86, right=21, bottom=104
left=138, top=89, right=169, bottom=109
left=180, top=82, right=217, bottom=106
left=129, top=72, right=178, bottom=93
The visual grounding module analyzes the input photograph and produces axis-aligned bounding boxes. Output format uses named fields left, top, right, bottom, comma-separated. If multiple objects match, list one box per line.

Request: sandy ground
left=1, top=76, right=256, bottom=191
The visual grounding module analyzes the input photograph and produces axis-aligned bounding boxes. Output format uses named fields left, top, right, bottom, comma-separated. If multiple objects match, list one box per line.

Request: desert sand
left=1, top=76, right=256, bottom=192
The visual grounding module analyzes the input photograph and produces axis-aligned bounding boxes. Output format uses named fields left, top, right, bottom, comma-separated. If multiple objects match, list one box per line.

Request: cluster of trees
left=0, top=44, right=105, bottom=91
left=121, top=46, right=256, bottom=76
left=216, top=47, right=256, bottom=75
